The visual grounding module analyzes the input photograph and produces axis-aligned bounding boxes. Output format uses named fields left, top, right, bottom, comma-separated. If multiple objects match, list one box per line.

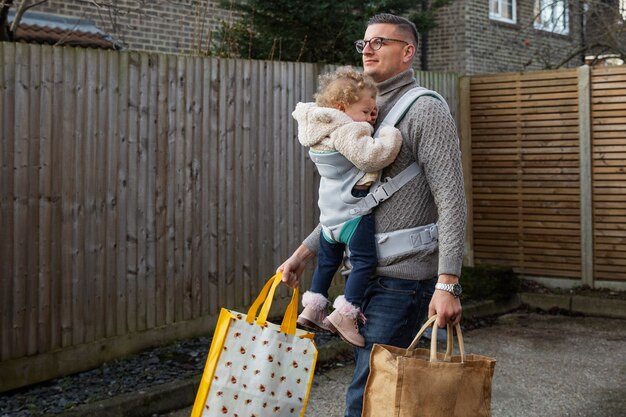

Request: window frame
left=533, top=0, right=570, bottom=35
left=489, top=0, right=517, bottom=24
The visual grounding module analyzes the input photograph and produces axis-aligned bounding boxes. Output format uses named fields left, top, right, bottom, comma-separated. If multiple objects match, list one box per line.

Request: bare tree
left=526, top=0, right=625, bottom=68
left=582, top=0, right=625, bottom=65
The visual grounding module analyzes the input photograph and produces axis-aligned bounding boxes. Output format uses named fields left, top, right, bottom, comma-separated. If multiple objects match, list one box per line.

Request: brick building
left=16, top=0, right=239, bottom=55
left=427, top=0, right=586, bottom=74
left=5, top=0, right=620, bottom=74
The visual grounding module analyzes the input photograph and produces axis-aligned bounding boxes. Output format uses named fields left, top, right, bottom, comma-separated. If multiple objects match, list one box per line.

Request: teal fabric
left=321, top=216, right=363, bottom=245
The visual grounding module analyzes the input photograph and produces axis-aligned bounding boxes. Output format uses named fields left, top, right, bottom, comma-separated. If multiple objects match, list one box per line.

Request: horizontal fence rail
left=0, top=42, right=461, bottom=391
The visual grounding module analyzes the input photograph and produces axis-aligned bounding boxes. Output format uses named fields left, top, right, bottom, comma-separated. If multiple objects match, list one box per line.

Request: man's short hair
left=367, top=13, right=419, bottom=48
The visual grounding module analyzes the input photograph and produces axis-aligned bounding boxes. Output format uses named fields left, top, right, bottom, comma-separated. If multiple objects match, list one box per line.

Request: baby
left=291, top=66, right=402, bottom=347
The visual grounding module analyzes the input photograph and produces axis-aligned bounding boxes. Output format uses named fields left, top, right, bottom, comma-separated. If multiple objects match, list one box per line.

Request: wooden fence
left=463, top=65, right=626, bottom=288
left=0, top=42, right=460, bottom=391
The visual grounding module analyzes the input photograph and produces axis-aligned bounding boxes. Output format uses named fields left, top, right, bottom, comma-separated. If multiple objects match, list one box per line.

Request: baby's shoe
left=297, top=291, right=330, bottom=332
left=323, top=295, right=365, bottom=347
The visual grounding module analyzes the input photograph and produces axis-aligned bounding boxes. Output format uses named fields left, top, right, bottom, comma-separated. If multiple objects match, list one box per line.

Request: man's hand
left=428, top=274, right=462, bottom=328
left=276, top=245, right=315, bottom=288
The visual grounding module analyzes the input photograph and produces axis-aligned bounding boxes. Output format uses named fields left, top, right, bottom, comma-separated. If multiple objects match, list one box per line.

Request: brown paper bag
left=362, top=315, right=496, bottom=417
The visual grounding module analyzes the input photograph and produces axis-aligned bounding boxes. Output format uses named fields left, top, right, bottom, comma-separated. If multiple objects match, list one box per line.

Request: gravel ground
left=0, top=331, right=342, bottom=417
left=0, top=336, right=211, bottom=417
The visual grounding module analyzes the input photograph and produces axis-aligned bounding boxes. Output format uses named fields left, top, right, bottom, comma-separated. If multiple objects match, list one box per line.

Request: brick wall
left=428, top=0, right=584, bottom=75
left=425, top=0, right=467, bottom=73
left=32, top=0, right=239, bottom=55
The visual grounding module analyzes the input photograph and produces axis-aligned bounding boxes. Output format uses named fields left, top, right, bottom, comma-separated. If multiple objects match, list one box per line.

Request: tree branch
left=10, top=0, right=48, bottom=33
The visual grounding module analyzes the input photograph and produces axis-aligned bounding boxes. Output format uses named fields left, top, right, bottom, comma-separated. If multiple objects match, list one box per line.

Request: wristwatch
left=435, top=282, right=462, bottom=298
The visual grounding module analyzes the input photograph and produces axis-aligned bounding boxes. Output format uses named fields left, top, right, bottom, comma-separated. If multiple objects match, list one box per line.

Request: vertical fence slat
left=241, top=59, right=253, bottom=304
left=26, top=45, right=40, bottom=356
left=244, top=61, right=258, bottom=300
left=116, top=52, right=130, bottom=336
left=13, top=43, right=31, bottom=359
left=38, top=45, right=53, bottom=354
left=578, top=66, right=594, bottom=287
left=207, top=57, right=219, bottom=315
left=199, top=57, right=210, bottom=316
left=173, top=56, right=185, bottom=323
left=258, top=60, right=272, bottom=288
left=9, top=45, right=32, bottom=356
left=50, top=46, right=64, bottom=350
left=233, top=59, right=244, bottom=309
left=73, top=48, right=87, bottom=346
left=83, top=48, right=98, bottom=344
left=459, top=75, right=474, bottom=267
left=126, top=52, right=139, bottom=333
left=146, top=54, right=158, bottom=329
left=60, top=48, right=75, bottom=347
left=183, top=56, right=194, bottom=320
left=105, top=51, right=119, bottom=338
left=155, top=53, right=168, bottom=326
left=0, top=42, right=15, bottom=361
left=165, top=54, right=176, bottom=324
left=191, top=57, right=203, bottom=319
left=136, top=52, right=150, bottom=331
left=94, top=50, right=108, bottom=341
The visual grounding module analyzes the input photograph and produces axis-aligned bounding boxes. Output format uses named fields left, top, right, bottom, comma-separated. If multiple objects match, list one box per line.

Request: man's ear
left=403, top=44, right=416, bottom=63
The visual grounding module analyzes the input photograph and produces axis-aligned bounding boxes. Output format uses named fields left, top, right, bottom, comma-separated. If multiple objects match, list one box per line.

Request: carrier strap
left=350, top=87, right=448, bottom=215
left=352, top=162, right=421, bottom=214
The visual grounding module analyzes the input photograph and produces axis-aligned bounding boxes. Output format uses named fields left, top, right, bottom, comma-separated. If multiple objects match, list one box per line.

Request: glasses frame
left=354, top=37, right=410, bottom=53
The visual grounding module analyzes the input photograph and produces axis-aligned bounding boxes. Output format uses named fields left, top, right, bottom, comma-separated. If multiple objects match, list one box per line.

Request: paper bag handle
left=406, top=314, right=465, bottom=362
left=246, top=273, right=299, bottom=335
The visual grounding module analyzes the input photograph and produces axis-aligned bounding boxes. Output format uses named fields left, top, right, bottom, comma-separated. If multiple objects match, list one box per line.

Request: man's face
left=361, top=23, right=413, bottom=83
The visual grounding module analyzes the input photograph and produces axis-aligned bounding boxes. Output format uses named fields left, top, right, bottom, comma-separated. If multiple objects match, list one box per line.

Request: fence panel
left=469, top=65, right=626, bottom=286
left=0, top=44, right=342, bottom=390
left=469, top=69, right=583, bottom=279
left=591, top=66, right=626, bottom=281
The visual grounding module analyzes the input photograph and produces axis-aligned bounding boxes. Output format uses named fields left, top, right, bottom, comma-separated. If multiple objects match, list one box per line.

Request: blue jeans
left=309, top=212, right=377, bottom=307
left=344, top=276, right=436, bottom=417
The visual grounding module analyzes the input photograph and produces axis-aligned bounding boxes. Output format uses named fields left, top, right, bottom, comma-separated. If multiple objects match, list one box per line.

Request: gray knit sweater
left=302, top=69, right=467, bottom=280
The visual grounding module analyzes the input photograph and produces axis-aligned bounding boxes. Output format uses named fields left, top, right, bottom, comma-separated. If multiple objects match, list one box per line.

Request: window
left=621, top=0, right=626, bottom=19
left=534, top=0, right=569, bottom=35
left=490, top=0, right=517, bottom=23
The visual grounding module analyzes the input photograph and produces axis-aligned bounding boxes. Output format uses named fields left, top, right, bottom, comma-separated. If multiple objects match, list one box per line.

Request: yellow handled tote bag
left=362, top=315, right=496, bottom=417
left=191, top=273, right=318, bottom=417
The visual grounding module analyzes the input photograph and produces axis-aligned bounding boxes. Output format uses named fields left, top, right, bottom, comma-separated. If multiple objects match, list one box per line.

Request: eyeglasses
left=354, top=37, right=409, bottom=53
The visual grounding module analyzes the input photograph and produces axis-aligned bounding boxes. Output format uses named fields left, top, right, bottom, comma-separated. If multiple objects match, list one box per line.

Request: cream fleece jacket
left=302, top=70, right=467, bottom=279
left=292, top=102, right=402, bottom=184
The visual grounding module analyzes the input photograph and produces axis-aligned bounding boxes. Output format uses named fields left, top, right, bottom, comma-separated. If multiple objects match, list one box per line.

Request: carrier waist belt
left=375, top=223, right=439, bottom=259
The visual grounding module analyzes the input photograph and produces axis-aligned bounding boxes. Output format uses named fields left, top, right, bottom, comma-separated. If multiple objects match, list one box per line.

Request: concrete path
left=162, top=312, right=626, bottom=417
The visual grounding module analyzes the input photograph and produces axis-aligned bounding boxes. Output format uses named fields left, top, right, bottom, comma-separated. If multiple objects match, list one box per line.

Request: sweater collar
left=376, top=69, right=418, bottom=97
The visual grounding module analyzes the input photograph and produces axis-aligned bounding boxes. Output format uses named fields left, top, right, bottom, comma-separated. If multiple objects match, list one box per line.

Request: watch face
left=453, top=284, right=462, bottom=296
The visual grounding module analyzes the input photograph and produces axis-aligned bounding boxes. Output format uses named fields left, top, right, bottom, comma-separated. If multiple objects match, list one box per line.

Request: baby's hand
left=369, top=106, right=378, bottom=126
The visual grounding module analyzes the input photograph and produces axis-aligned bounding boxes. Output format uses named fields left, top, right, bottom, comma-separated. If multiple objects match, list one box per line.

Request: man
left=279, top=13, right=466, bottom=417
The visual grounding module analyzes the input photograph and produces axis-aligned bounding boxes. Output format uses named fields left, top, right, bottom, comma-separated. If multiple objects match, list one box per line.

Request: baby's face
left=343, top=91, right=377, bottom=125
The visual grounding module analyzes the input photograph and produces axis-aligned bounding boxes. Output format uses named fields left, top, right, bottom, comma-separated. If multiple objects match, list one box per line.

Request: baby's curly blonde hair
left=314, top=66, right=377, bottom=109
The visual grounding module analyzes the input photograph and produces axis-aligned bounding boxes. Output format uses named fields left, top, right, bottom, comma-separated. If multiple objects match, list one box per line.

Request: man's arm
left=277, top=224, right=321, bottom=288
left=411, top=97, right=466, bottom=327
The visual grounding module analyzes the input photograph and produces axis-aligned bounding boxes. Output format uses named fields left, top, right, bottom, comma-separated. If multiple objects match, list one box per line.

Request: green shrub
left=460, top=265, right=520, bottom=302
